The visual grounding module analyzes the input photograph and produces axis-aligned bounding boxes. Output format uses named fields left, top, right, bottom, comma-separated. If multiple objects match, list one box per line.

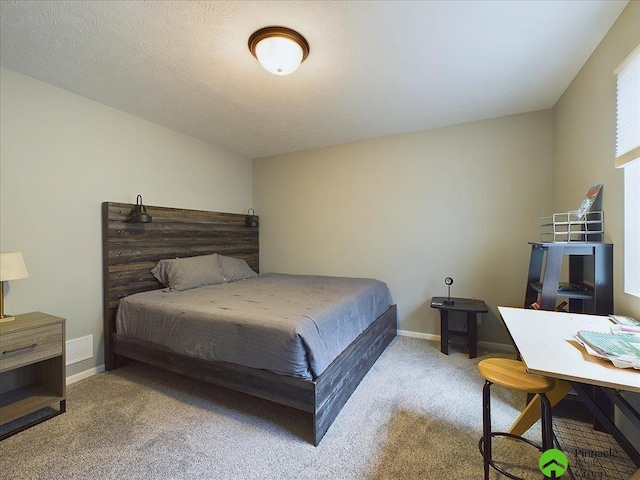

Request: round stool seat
left=478, top=358, right=554, bottom=394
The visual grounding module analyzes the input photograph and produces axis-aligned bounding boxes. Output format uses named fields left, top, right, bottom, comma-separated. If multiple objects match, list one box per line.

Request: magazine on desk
left=575, top=326, right=640, bottom=369
left=609, top=315, right=640, bottom=327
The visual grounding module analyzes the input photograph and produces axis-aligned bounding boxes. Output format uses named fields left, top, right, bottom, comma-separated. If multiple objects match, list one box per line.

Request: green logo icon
left=539, top=449, right=568, bottom=478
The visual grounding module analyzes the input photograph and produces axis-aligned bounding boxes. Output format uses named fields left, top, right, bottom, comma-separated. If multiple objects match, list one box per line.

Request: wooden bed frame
left=102, top=201, right=397, bottom=445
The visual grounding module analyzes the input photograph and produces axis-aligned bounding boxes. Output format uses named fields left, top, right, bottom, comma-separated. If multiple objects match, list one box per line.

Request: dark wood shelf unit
left=524, top=242, right=613, bottom=315
left=522, top=242, right=614, bottom=432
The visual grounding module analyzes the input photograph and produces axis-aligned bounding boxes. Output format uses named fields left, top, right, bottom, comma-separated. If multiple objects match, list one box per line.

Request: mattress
left=115, top=273, right=392, bottom=380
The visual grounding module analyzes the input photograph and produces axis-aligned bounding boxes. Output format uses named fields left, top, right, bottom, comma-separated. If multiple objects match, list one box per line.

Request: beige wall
left=2, top=0, right=635, bottom=377
left=0, top=67, right=253, bottom=377
left=254, top=110, right=553, bottom=345
left=552, top=0, right=640, bottom=448
left=553, top=0, right=639, bottom=318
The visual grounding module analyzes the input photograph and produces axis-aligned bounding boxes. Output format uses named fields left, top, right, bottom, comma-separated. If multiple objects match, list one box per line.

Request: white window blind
left=615, top=45, right=640, bottom=298
left=615, top=45, right=640, bottom=168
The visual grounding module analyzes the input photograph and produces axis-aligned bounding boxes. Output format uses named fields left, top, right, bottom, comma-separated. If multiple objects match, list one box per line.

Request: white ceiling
left=0, top=1, right=629, bottom=159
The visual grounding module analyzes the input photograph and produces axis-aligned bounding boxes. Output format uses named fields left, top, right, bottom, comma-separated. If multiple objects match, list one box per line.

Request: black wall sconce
left=126, top=195, right=152, bottom=223
left=245, top=208, right=259, bottom=227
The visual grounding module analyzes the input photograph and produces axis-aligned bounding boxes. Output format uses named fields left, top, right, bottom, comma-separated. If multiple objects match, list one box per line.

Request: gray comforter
left=115, top=273, right=392, bottom=380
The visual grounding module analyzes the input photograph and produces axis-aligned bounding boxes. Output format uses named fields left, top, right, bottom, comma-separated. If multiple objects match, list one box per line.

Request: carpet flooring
left=1, top=336, right=637, bottom=479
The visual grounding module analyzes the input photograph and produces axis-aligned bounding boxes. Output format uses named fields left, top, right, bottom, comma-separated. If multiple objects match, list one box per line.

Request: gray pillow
left=150, top=259, right=172, bottom=286
left=219, top=255, right=258, bottom=282
left=151, top=254, right=225, bottom=291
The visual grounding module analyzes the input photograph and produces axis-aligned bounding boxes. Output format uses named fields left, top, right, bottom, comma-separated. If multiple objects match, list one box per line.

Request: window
left=615, top=45, right=640, bottom=297
left=623, top=161, right=639, bottom=297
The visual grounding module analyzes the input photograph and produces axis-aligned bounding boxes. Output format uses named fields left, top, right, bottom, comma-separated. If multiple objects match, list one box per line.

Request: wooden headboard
left=101, top=201, right=258, bottom=369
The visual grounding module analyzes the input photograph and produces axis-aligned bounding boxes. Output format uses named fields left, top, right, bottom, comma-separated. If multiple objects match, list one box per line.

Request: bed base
left=110, top=304, right=396, bottom=445
left=102, top=201, right=397, bottom=445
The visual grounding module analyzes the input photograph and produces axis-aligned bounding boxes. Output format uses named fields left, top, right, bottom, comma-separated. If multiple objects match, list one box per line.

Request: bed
left=102, top=201, right=397, bottom=445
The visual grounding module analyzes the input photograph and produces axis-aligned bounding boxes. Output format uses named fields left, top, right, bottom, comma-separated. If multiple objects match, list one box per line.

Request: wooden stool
left=477, top=358, right=555, bottom=480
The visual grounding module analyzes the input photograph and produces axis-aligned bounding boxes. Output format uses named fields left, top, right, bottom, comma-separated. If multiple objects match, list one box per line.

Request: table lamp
left=0, top=252, right=29, bottom=323
left=444, top=277, right=455, bottom=305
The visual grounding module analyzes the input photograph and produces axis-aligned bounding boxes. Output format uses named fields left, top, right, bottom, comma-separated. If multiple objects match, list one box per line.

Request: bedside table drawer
left=0, top=324, right=63, bottom=372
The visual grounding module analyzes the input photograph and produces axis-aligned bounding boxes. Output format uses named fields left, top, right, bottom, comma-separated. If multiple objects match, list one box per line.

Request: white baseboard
left=66, top=364, right=105, bottom=385
left=397, top=329, right=515, bottom=353
left=479, top=339, right=516, bottom=353
left=397, top=329, right=439, bottom=341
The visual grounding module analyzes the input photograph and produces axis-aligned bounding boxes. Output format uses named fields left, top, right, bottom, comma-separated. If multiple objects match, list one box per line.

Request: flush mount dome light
left=248, top=26, right=309, bottom=76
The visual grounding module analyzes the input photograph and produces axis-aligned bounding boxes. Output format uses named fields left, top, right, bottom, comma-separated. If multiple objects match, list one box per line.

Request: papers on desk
left=575, top=326, right=640, bottom=369
left=609, top=314, right=640, bottom=327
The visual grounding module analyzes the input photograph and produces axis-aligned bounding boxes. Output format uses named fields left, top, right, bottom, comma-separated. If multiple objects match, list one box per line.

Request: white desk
left=499, top=307, right=639, bottom=393
left=498, top=307, right=640, bottom=467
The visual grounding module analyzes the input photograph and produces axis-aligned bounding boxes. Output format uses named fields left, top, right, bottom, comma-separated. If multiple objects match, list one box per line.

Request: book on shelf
left=555, top=301, right=568, bottom=312
left=529, top=300, right=568, bottom=311
left=557, top=282, right=588, bottom=292
left=575, top=184, right=603, bottom=220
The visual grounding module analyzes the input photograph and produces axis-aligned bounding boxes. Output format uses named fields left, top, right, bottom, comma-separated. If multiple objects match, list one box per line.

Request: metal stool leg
left=483, top=380, right=492, bottom=480
left=540, top=392, right=553, bottom=451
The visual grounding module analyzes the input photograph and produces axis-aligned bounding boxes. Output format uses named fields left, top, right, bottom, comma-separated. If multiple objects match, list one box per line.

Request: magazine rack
left=540, top=210, right=604, bottom=243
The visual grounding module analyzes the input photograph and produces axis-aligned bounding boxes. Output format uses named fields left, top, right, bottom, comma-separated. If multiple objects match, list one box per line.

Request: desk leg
left=572, top=383, right=640, bottom=467
left=440, top=310, right=449, bottom=355
left=467, top=312, right=478, bottom=359
left=508, top=380, right=571, bottom=437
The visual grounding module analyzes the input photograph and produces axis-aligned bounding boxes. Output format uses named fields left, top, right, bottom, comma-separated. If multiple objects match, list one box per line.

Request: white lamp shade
left=255, top=36, right=304, bottom=76
left=0, top=252, right=29, bottom=281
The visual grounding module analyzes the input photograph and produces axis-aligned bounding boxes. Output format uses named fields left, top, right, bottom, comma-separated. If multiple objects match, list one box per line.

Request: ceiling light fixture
left=248, top=26, right=309, bottom=76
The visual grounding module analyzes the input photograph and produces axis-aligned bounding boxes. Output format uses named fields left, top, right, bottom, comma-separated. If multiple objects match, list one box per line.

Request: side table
left=0, top=312, right=66, bottom=440
left=430, top=297, right=488, bottom=359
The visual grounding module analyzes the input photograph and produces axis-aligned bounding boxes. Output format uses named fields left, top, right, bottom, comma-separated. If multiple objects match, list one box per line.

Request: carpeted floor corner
left=0, top=336, right=636, bottom=479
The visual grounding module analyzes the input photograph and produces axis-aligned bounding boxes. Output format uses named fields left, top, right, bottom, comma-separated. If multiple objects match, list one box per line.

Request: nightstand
left=430, top=297, right=488, bottom=359
left=0, top=312, right=66, bottom=439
